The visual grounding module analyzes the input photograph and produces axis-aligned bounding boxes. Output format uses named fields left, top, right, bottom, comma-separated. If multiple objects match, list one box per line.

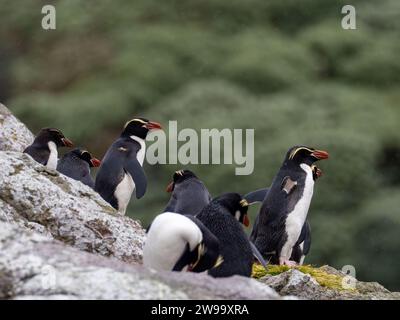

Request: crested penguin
left=94, top=118, right=162, bottom=215
left=24, top=128, right=74, bottom=170
left=57, top=148, right=101, bottom=188
left=196, top=193, right=254, bottom=277
left=250, top=146, right=329, bottom=266
left=164, top=169, right=212, bottom=215
left=143, top=212, right=223, bottom=272
left=245, top=164, right=322, bottom=265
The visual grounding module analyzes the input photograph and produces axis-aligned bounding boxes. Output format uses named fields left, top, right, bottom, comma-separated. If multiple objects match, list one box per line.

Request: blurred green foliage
left=1, top=0, right=399, bottom=289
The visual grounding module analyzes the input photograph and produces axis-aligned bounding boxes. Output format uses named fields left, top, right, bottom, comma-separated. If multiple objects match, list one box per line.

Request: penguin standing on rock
left=196, top=193, right=254, bottom=277
left=95, top=118, right=162, bottom=214
left=164, top=169, right=211, bottom=215
left=57, top=148, right=101, bottom=188
left=24, top=128, right=74, bottom=170
left=245, top=164, right=322, bottom=265
left=250, top=146, right=329, bottom=266
left=143, top=212, right=223, bottom=272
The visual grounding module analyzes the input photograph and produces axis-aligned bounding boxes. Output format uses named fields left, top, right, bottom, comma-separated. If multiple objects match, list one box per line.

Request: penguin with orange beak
left=24, top=127, right=74, bottom=170
left=245, top=164, right=323, bottom=265
left=57, top=148, right=101, bottom=188
left=250, top=146, right=329, bottom=267
left=95, top=118, right=162, bottom=214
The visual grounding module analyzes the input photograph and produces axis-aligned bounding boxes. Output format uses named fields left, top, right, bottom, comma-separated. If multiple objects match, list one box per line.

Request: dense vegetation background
left=1, top=0, right=399, bottom=289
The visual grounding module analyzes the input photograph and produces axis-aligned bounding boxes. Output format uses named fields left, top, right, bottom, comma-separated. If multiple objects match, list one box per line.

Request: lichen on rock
left=0, top=103, right=34, bottom=152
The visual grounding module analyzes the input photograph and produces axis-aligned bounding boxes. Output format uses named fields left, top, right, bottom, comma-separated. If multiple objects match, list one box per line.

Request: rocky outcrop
left=258, top=267, right=400, bottom=300
left=0, top=151, right=145, bottom=264
left=0, top=221, right=281, bottom=300
left=0, top=103, right=34, bottom=152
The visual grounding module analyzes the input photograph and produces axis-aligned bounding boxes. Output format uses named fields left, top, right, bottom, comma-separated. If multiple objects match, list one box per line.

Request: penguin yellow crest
left=240, top=199, right=249, bottom=207
left=123, top=118, right=147, bottom=129
left=289, top=147, right=314, bottom=160
left=213, top=255, right=224, bottom=268
left=191, top=243, right=205, bottom=269
left=175, top=170, right=184, bottom=176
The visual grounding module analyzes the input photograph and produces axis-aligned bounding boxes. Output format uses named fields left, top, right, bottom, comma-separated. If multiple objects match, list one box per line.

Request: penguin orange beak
left=166, top=181, right=174, bottom=193
left=90, top=158, right=101, bottom=167
left=311, top=150, right=329, bottom=160
left=243, top=214, right=250, bottom=227
left=145, top=121, right=162, bottom=130
left=61, top=138, right=74, bottom=147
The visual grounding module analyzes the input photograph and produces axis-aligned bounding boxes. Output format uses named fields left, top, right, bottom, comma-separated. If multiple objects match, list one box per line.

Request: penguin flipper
left=250, top=241, right=268, bottom=271
left=124, top=156, right=147, bottom=199
left=281, top=176, right=297, bottom=194
left=244, top=188, right=270, bottom=204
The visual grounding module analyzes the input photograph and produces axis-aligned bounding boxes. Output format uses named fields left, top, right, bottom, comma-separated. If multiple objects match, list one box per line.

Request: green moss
left=252, top=264, right=357, bottom=292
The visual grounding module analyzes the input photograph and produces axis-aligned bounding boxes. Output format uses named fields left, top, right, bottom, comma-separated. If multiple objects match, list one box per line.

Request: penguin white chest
left=46, top=141, right=58, bottom=170
left=143, top=212, right=203, bottom=271
left=114, top=136, right=146, bottom=215
left=281, top=164, right=314, bottom=259
left=114, top=173, right=135, bottom=215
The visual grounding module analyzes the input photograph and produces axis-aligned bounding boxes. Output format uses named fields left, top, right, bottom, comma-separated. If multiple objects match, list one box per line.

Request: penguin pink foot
left=279, top=258, right=298, bottom=267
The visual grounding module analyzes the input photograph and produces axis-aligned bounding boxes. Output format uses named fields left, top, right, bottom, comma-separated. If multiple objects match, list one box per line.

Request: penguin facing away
left=164, top=169, right=212, bottom=216
left=143, top=212, right=223, bottom=272
left=196, top=193, right=253, bottom=277
left=245, top=164, right=322, bottom=265
left=57, top=148, right=101, bottom=188
left=95, top=118, right=162, bottom=215
left=24, top=128, right=74, bottom=170
left=250, top=146, right=328, bottom=266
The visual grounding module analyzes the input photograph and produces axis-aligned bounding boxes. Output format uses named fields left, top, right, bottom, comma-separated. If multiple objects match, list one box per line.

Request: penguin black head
left=34, top=128, right=74, bottom=148
left=69, top=148, right=101, bottom=167
left=213, top=193, right=250, bottom=227
left=121, top=117, right=163, bottom=139
left=285, top=146, right=329, bottom=166
left=166, top=169, right=198, bottom=192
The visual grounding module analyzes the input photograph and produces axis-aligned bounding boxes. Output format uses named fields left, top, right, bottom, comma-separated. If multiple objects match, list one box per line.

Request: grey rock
left=259, top=268, right=400, bottom=300
left=0, top=222, right=281, bottom=300
left=0, top=103, right=34, bottom=152
left=0, top=151, right=145, bottom=264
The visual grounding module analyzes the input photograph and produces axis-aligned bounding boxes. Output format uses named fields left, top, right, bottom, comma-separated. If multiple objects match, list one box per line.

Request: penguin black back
left=57, top=148, right=101, bottom=188
left=164, top=169, right=211, bottom=215
left=196, top=193, right=253, bottom=278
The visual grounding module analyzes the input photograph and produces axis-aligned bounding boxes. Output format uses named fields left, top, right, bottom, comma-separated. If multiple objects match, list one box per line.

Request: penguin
left=143, top=212, right=223, bottom=273
left=94, top=118, right=162, bottom=214
left=250, top=146, right=329, bottom=266
left=23, top=128, right=74, bottom=170
left=164, top=169, right=212, bottom=215
left=245, top=164, right=322, bottom=265
left=289, top=164, right=322, bottom=264
left=57, top=148, right=101, bottom=188
left=196, top=193, right=254, bottom=278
